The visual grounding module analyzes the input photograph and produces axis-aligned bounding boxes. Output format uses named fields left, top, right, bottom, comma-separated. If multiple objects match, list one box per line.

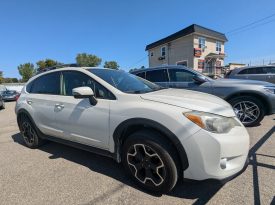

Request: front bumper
left=181, top=125, right=250, bottom=180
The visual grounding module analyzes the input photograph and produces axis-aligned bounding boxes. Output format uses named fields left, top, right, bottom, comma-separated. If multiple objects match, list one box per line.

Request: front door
left=167, top=68, right=211, bottom=93
left=54, top=70, right=113, bottom=149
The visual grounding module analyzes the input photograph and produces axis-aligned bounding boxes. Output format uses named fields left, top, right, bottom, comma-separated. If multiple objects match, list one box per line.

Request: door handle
left=27, top=100, right=33, bottom=105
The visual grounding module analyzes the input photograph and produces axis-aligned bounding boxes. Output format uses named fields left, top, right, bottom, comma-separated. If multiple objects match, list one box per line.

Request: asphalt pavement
left=0, top=102, right=274, bottom=205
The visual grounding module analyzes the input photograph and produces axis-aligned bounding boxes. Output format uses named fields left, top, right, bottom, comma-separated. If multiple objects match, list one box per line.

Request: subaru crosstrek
left=15, top=67, right=249, bottom=193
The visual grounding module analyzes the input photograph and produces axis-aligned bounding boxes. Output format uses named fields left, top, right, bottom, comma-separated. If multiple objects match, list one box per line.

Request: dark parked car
left=2, top=90, right=20, bottom=101
left=130, top=65, right=275, bottom=127
left=225, top=65, right=275, bottom=84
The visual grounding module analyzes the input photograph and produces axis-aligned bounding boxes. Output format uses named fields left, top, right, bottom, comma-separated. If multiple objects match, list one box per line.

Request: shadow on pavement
left=11, top=126, right=275, bottom=204
left=248, top=126, right=275, bottom=205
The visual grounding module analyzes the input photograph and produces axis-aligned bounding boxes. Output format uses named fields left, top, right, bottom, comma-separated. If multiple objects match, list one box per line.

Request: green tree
left=104, top=61, right=119, bottom=69
left=0, top=71, right=3, bottom=84
left=18, top=63, right=35, bottom=82
left=76, top=53, right=102, bottom=67
left=36, top=59, right=62, bottom=72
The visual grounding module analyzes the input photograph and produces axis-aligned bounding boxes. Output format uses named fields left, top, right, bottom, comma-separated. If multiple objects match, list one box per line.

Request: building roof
left=145, top=24, right=228, bottom=51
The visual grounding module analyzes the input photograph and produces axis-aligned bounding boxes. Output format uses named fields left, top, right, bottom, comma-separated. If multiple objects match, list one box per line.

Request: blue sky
left=1, top=0, right=275, bottom=78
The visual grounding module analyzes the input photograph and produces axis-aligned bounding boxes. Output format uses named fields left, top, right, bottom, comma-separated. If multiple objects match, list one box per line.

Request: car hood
left=140, top=89, right=235, bottom=117
left=213, top=78, right=274, bottom=86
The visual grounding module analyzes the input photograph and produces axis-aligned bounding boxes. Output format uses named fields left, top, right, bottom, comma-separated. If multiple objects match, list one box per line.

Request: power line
left=128, top=55, right=147, bottom=68
left=226, top=12, right=275, bottom=34
left=228, top=18, right=275, bottom=36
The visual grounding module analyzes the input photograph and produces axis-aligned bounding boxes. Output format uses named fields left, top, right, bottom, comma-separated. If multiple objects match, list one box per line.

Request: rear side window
left=168, top=69, right=195, bottom=82
left=238, top=67, right=266, bottom=74
left=62, top=71, right=115, bottom=100
left=264, top=67, right=275, bottom=74
left=136, top=72, right=145, bottom=79
left=146, top=69, right=168, bottom=82
left=30, top=72, right=61, bottom=95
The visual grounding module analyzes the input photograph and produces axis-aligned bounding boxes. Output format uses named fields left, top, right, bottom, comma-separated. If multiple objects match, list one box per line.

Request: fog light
left=220, top=158, right=227, bottom=169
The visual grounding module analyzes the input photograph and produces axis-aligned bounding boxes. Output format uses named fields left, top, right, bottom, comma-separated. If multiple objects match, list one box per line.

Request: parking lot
left=0, top=101, right=274, bottom=205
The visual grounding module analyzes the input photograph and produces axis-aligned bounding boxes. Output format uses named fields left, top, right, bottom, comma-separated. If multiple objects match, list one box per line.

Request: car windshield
left=88, top=69, right=164, bottom=93
left=4, top=90, right=16, bottom=95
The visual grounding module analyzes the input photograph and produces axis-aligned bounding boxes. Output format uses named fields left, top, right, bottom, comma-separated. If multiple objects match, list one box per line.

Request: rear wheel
left=18, top=114, right=44, bottom=148
left=122, top=130, right=179, bottom=194
left=229, top=96, right=265, bottom=127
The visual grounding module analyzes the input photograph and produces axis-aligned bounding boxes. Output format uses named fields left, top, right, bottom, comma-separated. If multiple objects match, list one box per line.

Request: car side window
left=136, top=72, right=145, bottom=79
left=264, top=67, right=275, bottom=74
left=168, top=69, right=195, bottom=82
left=238, top=69, right=248, bottom=74
left=62, top=71, right=115, bottom=100
left=30, top=72, right=61, bottom=95
left=239, top=67, right=266, bottom=75
left=146, top=69, right=168, bottom=82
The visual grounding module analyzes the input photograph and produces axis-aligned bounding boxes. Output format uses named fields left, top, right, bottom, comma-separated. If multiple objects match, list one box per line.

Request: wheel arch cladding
left=17, top=109, right=44, bottom=137
left=113, top=118, right=189, bottom=171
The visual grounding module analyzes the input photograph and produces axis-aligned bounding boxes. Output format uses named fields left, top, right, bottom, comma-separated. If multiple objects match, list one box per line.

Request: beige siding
left=147, top=33, right=226, bottom=74
left=148, top=35, right=194, bottom=68
left=193, top=34, right=224, bottom=70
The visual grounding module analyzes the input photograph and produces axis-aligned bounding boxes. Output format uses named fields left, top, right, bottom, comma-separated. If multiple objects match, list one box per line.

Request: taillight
left=16, top=94, right=20, bottom=101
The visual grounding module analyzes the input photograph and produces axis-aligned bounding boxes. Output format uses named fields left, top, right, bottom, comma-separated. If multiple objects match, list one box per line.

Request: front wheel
left=229, top=96, right=265, bottom=127
left=122, top=130, right=179, bottom=194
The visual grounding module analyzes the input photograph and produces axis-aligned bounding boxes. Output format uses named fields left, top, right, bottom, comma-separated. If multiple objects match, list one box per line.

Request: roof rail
left=35, top=63, right=79, bottom=75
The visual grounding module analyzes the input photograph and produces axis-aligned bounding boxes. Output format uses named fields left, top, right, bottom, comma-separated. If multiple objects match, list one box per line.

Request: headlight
left=183, top=111, right=241, bottom=133
left=264, top=86, right=275, bottom=94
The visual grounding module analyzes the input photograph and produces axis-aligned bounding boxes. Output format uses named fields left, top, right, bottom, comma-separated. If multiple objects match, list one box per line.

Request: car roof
left=130, top=65, right=192, bottom=74
left=230, top=65, right=275, bottom=75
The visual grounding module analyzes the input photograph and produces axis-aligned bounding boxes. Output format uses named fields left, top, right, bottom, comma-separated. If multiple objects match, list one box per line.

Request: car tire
left=0, top=101, right=5, bottom=109
left=228, top=96, right=265, bottom=127
left=18, top=114, right=45, bottom=148
left=122, top=130, right=179, bottom=194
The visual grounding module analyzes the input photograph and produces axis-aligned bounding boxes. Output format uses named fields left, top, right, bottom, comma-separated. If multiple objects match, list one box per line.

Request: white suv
left=15, top=67, right=249, bottom=193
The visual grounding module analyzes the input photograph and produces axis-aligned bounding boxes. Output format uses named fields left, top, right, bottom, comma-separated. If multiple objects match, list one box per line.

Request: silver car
left=131, top=65, right=275, bottom=127
left=225, top=65, right=275, bottom=84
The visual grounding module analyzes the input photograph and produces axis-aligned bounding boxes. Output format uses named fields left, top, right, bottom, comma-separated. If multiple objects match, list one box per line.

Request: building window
left=161, top=47, right=166, bottom=57
left=216, top=41, right=222, bottom=52
left=198, top=37, right=206, bottom=50
left=176, top=60, right=188, bottom=67
left=150, top=52, right=154, bottom=57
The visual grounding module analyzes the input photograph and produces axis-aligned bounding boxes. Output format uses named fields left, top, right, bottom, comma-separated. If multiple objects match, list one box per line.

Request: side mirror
left=193, top=75, right=206, bottom=84
left=72, top=87, right=97, bottom=106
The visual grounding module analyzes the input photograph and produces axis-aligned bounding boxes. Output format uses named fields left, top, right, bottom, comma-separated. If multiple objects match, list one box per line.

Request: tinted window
left=265, top=67, right=275, bottom=74
left=30, top=72, right=60, bottom=95
left=62, top=71, right=115, bottom=100
left=239, top=67, right=266, bottom=74
left=89, top=69, right=162, bottom=94
left=136, top=72, right=145, bottom=79
left=146, top=69, right=168, bottom=82
left=169, top=69, right=195, bottom=82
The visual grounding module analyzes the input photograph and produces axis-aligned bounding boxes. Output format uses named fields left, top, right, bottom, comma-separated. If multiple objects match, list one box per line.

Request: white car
left=15, top=67, right=249, bottom=193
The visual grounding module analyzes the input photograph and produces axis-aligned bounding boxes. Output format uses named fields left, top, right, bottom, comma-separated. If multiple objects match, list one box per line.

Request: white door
left=53, top=71, right=115, bottom=150
left=27, top=71, right=63, bottom=137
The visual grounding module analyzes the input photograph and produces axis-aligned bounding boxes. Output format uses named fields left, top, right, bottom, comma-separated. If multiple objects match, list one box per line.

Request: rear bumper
left=268, top=94, right=275, bottom=114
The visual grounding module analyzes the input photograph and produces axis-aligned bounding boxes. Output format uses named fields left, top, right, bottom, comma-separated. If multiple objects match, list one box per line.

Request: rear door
left=246, top=67, right=266, bottom=81
left=27, top=71, right=62, bottom=137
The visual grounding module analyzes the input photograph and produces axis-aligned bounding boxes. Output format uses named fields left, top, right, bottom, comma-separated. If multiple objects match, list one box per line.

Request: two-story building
left=145, top=24, right=228, bottom=75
